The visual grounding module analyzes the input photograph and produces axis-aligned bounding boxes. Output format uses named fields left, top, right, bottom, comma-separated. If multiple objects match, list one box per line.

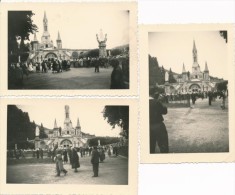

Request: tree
left=39, top=123, right=48, bottom=139
left=216, top=81, right=228, bottom=92
left=7, top=105, right=35, bottom=149
left=87, top=136, right=120, bottom=147
left=103, top=106, right=129, bottom=139
left=86, top=49, right=99, bottom=58
left=149, top=55, right=165, bottom=87
left=111, top=48, right=122, bottom=56
left=8, top=11, right=38, bottom=64
left=169, top=68, right=177, bottom=83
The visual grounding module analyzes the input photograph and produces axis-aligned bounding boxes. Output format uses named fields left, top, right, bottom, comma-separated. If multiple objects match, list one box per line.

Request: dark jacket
left=91, top=149, right=100, bottom=164
left=110, top=66, right=125, bottom=89
left=71, top=149, right=79, bottom=169
left=149, top=99, right=167, bottom=124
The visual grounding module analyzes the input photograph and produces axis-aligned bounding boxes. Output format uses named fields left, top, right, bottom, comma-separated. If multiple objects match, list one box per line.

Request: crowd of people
left=8, top=55, right=129, bottom=89
left=158, top=90, right=227, bottom=109
left=7, top=143, right=125, bottom=178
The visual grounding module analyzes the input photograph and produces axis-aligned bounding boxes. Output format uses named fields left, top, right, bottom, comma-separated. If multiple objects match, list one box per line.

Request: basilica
left=165, top=40, right=219, bottom=95
left=36, top=105, right=95, bottom=149
left=29, top=12, right=88, bottom=62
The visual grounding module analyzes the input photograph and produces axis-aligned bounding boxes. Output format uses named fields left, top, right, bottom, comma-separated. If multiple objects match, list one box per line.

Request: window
left=67, top=131, right=69, bottom=134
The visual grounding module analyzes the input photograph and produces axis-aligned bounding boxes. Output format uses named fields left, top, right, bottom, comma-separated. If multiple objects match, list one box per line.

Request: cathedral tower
left=204, top=61, right=210, bottom=81
left=56, top=31, right=62, bottom=49
left=31, top=33, right=39, bottom=51
left=75, top=118, right=82, bottom=137
left=191, top=40, right=202, bottom=79
left=41, top=11, right=53, bottom=48
left=53, top=119, right=59, bottom=137
left=64, top=105, right=72, bottom=130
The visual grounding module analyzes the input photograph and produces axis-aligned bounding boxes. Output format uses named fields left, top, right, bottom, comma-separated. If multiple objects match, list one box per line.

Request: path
left=7, top=155, right=128, bottom=184
left=12, top=67, right=112, bottom=89
left=163, top=98, right=229, bottom=153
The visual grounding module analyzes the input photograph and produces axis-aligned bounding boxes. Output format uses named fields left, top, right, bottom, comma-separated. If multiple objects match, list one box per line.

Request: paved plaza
left=7, top=155, right=128, bottom=184
left=164, top=98, right=229, bottom=153
left=13, top=67, right=113, bottom=89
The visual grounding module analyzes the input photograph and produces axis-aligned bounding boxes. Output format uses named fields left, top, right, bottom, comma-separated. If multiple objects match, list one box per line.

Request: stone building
left=29, top=11, right=88, bottom=62
left=165, top=40, right=219, bottom=95
left=36, top=105, right=95, bottom=149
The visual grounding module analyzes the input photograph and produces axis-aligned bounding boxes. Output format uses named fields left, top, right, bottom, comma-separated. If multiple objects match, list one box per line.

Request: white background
left=1, top=0, right=235, bottom=195
left=139, top=1, right=235, bottom=195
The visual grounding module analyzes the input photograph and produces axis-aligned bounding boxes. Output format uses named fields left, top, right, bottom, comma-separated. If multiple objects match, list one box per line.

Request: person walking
left=63, top=149, right=68, bottom=164
left=91, top=146, right=100, bottom=177
left=149, top=91, right=169, bottom=153
left=54, top=150, right=67, bottom=177
left=71, top=148, right=80, bottom=172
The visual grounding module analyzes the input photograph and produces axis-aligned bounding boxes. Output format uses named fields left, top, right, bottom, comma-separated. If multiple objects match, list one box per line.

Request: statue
left=96, top=29, right=107, bottom=58
left=35, top=126, right=40, bottom=137
left=165, top=71, right=169, bottom=82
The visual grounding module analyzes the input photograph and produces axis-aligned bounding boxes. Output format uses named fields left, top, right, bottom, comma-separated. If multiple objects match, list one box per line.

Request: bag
left=78, top=161, right=80, bottom=168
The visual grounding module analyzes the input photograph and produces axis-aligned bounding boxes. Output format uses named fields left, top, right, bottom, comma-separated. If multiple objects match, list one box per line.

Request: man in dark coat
left=91, top=146, right=100, bottom=177
left=94, top=58, right=100, bottom=73
left=36, top=149, right=40, bottom=159
left=110, top=58, right=125, bottom=89
left=208, top=91, right=213, bottom=106
left=149, top=92, right=169, bottom=153
left=71, top=148, right=80, bottom=172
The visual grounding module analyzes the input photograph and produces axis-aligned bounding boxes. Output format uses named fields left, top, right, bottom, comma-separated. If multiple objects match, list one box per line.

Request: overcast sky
left=149, top=31, right=228, bottom=80
left=17, top=104, right=122, bottom=137
left=29, top=7, right=129, bottom=49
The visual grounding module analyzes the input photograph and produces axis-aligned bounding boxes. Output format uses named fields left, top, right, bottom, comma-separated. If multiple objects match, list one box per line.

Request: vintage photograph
left=4, top=3, right=137, bottom=93
left=149, top=30, right=229, bottom=154
left=6, top=102, right=129, bottom=184
left=140, top=24, right=235, bottom=163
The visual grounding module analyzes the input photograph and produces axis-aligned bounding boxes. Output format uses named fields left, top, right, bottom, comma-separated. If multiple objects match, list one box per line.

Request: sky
left=17, top=104, right=122, bottom=137
left=149, top=31, right=228, bottom=80
left=28, top=7, right=129, bottom=49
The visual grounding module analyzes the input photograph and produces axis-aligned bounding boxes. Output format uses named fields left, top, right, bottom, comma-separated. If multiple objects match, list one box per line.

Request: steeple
left=56, top=31, right=62, bottom=49
left=57, top=31, right=61, bottom=41
left=54, top=119, right=58, bottom=129
left=43, top=11, right=48, bottom=32
left=43, top=11, right=48, bottom=23
left=204, top=61, right=209, bottom=72
left=192, top=40, right=198, bottom=63
left=76, top=118, right=81, bottom=128
left=182, top=63, right=186, bottom=73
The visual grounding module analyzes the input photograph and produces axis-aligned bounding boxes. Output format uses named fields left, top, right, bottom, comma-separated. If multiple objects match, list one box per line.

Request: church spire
left=182, top=63, right=186, bottom=73
left=43, top=11, right=48, bottom=32
left=204, top=61, right=209, bottom=72
left=76, top=118, right=81, bottom=128
left=192, top=40, right=198, bottom=63
left=57, top=31, right=61, bottom=41
left=193, top=40, right=197, bottom=52
left=54, top=119, right=58, bottom=129
left=43, top=11, right=48, bottom=22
